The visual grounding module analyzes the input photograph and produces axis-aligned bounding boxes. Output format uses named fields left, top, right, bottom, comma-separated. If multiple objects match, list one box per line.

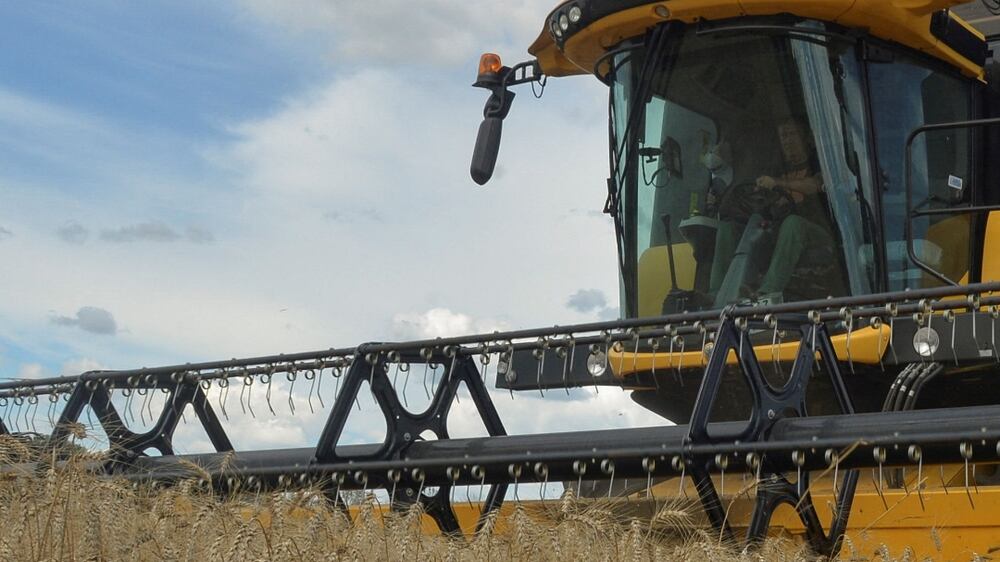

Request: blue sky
left=0, top=1, right=661, bottom=451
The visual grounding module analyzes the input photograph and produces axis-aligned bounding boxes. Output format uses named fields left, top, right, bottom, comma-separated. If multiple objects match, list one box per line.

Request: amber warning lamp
left=474, top=53, right=505, bottom=88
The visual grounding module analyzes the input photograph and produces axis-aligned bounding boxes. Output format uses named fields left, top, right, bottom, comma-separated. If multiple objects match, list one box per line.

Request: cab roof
left=530, top=0, right=990, bottom=80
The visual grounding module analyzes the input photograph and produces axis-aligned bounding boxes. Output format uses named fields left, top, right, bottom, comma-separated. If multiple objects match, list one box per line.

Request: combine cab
left=475, top=0, right=1000, bottom=423
left=5, top=1, right=1000, bottom=559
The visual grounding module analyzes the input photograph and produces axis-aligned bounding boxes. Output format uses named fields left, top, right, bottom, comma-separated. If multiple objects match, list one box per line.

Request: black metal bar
left=905, top=117, right=1000, bottom=285
left=113, top=403, right=1000, bottom=488
left=912, top=204, right=1000, bottom=216
left=312, top=346, right=507, bottom=533
left=684, top=317, right=859, bottom=556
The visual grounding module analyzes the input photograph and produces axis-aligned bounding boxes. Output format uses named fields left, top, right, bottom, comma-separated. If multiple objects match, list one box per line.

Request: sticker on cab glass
left=948, top=175, right=964, bottom=191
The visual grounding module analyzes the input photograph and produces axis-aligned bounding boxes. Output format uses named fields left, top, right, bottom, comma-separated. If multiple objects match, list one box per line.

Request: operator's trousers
left=709, top=214, right=831, bottom=296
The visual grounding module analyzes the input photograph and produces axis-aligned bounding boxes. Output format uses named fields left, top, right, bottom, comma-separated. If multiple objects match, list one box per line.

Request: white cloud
left=60, top=358, right=106, bottom=376
left=392, top=308, right=508, bottom=340
left=16, top=363, right=47, bottom=380
left=239, top=0, right=549, bottom=67
left=566, top=288, right=608, bottom=314
left=0, top=4, right=657, bottom=457
left=56, top=222, right=89, bottom=244
left=50, top=306, right=118, bottom=336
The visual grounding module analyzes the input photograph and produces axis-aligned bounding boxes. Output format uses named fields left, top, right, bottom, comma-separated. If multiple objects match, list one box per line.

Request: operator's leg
left=759, top=215, right=827, bottom=294
left=710, top=221, right=738, bottom=293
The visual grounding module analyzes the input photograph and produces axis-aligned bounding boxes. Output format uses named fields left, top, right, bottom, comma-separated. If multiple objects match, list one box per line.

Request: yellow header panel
left=530, top=0, right=984, bottom=79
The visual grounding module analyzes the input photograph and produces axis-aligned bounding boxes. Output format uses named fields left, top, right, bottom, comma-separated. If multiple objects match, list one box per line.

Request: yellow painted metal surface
left=637, top=244, right=697, bottom=317
left=607, top=324, right=890, bottom=378
left=694, top=466, right=1000, bottom=559
left=355, top=466, right=1000, bottom=559
left=529, top=0, right=984, bottom=79
left=982, top=212, right=1000, bottom=284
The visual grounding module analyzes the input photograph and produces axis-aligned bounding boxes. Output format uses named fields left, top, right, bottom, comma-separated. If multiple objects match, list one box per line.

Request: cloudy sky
left=0, top=1, right=663, bottom=453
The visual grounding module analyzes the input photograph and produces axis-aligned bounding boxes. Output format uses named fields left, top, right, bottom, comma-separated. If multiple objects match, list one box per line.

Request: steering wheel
left=717, top=181, right=796, bottom=223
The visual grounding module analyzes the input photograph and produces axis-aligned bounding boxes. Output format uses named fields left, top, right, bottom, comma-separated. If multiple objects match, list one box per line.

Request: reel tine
left=631, top=328, right=640, bottom=373
left=991, top=305, right=999, bottom=362
left=871, top=316, right=885, bottom=372
left=961, top=441, right=975, bottom=509
left=509, top=464, right=522, bottom=504
left=649, top=337, right=660, bottom=391
left=614, top=334, right=626, bottom=379
left=969, top=293, right=980, bottom=351
left=567, top=336, right=576, bottom=395
left=873, top=446, right=888, bottom=511
left=697, top=321, right=707, bottom=368
left=717, top=453, right=729, bottom=499
left=766, top=314, right=782, bottom=379
left=286, top=367, right=297, bottom=416
left=27, top=393, right=38, bottom=434
left=446, top=346, right=461, bottom=403
left=305, top=369, right=317, bottom=415
left=0, top=397, right=9, bottom=433
left=841, top=307, right=855, bottom=374
left=573, top=460, right=587, bottom=498
left=218, top=377, right=230, bottom=421
left=399, top=361, right=411, bottom=409
left=671, top=455, right=688, bottom=500
left=239, top=373, right=250, bottom=416
left=330, top=363, right=343, bottom=406
left=674, top=334, right=686, bottom=385
left=316, top=364, right=325, bottom=409
left=908, top=445, right=925, bottom=511
left=245, top=375, right=255, bottom=418
left=946, top=310, right=958, bottom=366
left=366, top=352, right=379, bottom=386
left=534, top=338, right=547, bottom=399
left=264, top=367, right=276, bottom=416
left=666, top=324, right=675, bottom=374
left=479, top=344, right=491, bottom=383
left=557, top=338, right=570, bottom=395
left=47, top=393, right=58, bottom=430
left=887, top=303, right=899, bottom=365
left=390, top=354, right=400, bottom=396
left=419, top=347, right=432, bottom=400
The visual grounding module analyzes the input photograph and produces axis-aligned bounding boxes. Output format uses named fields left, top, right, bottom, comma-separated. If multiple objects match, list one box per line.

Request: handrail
left=904, top=116, right=1000, bottom=286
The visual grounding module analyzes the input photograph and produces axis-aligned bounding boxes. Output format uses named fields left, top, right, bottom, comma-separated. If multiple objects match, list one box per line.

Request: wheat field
left=0, top=434, right=930, bottom=561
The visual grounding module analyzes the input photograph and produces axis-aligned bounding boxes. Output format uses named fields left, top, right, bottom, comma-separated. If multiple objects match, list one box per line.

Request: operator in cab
left=708, top=117, right=833, bottom=305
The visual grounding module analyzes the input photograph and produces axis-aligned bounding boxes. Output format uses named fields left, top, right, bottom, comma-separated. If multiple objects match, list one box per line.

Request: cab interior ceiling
left=643, top=32, right=806, bottom=155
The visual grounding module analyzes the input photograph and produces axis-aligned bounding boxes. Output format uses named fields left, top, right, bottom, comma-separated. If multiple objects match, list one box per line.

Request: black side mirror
left=469, top=57, right=542, bottom=185
left=471, top=117, right=503, bottom=185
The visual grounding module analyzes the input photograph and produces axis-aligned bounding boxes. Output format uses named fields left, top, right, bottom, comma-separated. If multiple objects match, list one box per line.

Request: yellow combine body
left=466, top=0, right=1000, bottom=557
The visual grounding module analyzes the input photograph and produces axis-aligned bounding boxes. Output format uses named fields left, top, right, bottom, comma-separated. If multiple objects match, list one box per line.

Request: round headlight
left=912, top=327, right=940, bottom=358
left=568, top=5, right=582, bottom=23
left=587, top=350, right=607, bottom=377
left=559, top=13, right=570, bottom=31
left=553, top=22, right=563, bottom=38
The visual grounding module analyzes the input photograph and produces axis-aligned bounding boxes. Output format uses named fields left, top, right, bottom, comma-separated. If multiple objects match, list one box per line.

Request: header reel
left=3, top=283, right=1000, bottom=555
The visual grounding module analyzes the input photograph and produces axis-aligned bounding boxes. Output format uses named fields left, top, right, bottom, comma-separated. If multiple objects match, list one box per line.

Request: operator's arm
left=776, top=173, right=821, bottom=195
left=756, top=172, right=822, bottom=201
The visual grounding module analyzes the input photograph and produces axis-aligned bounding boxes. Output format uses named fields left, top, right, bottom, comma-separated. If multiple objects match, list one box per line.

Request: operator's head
left=777, top=117, right=811, bottom=169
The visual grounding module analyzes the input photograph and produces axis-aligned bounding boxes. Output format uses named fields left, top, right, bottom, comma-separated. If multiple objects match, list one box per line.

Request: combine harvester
left=5, top=0, right=1000, bottom=557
